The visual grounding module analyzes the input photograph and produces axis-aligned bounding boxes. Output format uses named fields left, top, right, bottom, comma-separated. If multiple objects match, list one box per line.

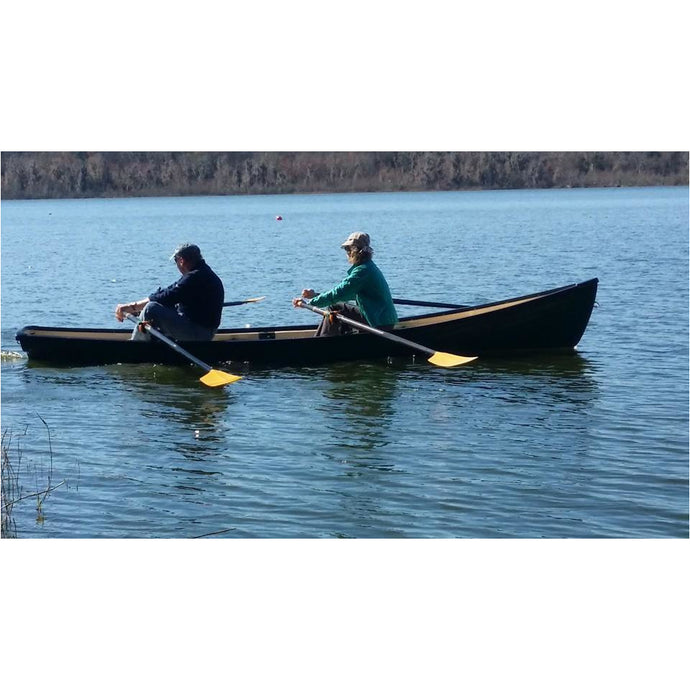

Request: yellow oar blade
left=200, top=369, right=243, bottom=387
left=246, top=296, right=266, bottom=303
left=427, top=352, right=477, bottom=368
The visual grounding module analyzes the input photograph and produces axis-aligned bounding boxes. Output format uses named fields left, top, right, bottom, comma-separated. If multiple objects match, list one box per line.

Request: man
left=115, top=243, right=224, bottom=341
left=292, top=232, right=398, bottom=336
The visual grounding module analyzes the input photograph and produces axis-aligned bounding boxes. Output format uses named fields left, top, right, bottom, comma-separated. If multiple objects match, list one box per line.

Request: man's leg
left=131, top=302, right=215, bottom=341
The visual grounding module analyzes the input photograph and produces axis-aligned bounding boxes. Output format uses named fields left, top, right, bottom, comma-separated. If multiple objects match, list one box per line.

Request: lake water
left=1, top=187, right=688, bottom=538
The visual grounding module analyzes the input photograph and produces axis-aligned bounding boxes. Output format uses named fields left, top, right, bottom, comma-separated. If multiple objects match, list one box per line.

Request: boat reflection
left=462, top=352, right=599, bottom=398
left=106, top=363, right=235, bottom=466
left=315, top=353, right=601, bottom=537
left=470, top=351, right=597, bottom=378
left=316, top=361, right=404, bottom=473
left=320, top=361, right=400, bottom=419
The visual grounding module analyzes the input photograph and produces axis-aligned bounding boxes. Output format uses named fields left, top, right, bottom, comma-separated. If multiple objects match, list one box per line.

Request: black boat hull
left=16, top=279, right=598, bottom=367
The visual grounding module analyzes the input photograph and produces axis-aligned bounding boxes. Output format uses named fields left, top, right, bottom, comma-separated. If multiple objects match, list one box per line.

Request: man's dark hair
left=173, top=243, right=203, bottom=266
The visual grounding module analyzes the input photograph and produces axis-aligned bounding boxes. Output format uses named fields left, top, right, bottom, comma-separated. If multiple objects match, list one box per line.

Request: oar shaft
left=300, top=302, right=436, bottom=358
left=222, top=296, right=265, bottom=307
left=125, top=314, right=211, bottom=373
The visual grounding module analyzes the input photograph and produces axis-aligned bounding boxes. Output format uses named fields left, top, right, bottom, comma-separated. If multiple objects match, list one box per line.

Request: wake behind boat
left=15, top=279, right=598, bottom=368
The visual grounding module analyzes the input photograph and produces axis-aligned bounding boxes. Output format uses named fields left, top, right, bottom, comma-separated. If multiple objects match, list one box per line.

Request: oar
left=296, top=301, right=477, bottom=368
left=222, top=296, right=266, bottom=307
left=125, top=314, right=241, bottom=387
left=393, top=297, right=470, bottom=309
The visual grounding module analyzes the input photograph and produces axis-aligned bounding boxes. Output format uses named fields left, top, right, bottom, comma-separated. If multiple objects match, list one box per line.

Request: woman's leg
left=314, top=303, right=364, bottom=337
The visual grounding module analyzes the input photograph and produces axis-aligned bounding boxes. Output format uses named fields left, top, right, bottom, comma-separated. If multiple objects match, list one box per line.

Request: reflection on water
left=106, top=364, right=235, bottom=465
left=468, top=351, right=596, bottom=381
left=459, top=353, right=599, bottom=403
left=320, top=361, right=400, bottom=421
left=453, top=353, right=601, bottom=454
left=315, top=354, right=604, bottom=537
left=318, top=362, right=402, bottom=473
left=110, top=364, right=233, bottom=422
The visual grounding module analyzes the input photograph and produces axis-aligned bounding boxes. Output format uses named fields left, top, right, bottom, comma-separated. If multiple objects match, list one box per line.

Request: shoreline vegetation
left=1, top=417, right=65, bottom=539
left=1, top=151, right=687, bottom=201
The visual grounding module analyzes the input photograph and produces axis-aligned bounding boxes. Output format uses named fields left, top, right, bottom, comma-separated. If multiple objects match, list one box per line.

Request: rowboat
left=15, top=278, right=598, bottom=368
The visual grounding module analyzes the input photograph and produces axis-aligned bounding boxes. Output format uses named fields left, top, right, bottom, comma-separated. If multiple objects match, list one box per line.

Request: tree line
left=1, top=151, right=687, bottom=200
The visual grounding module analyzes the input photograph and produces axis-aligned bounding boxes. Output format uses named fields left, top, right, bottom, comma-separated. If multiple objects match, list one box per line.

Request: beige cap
left=340, top=232, right=371, bottom=249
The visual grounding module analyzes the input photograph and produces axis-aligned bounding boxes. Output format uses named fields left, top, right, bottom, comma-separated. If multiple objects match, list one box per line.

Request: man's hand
left=115, top=301, right=143, bottom=322
left=115, top=304, right=130, bottom=322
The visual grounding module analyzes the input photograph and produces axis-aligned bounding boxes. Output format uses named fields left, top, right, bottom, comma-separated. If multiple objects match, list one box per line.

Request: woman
left=293, top=232, right=398, bottom=336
